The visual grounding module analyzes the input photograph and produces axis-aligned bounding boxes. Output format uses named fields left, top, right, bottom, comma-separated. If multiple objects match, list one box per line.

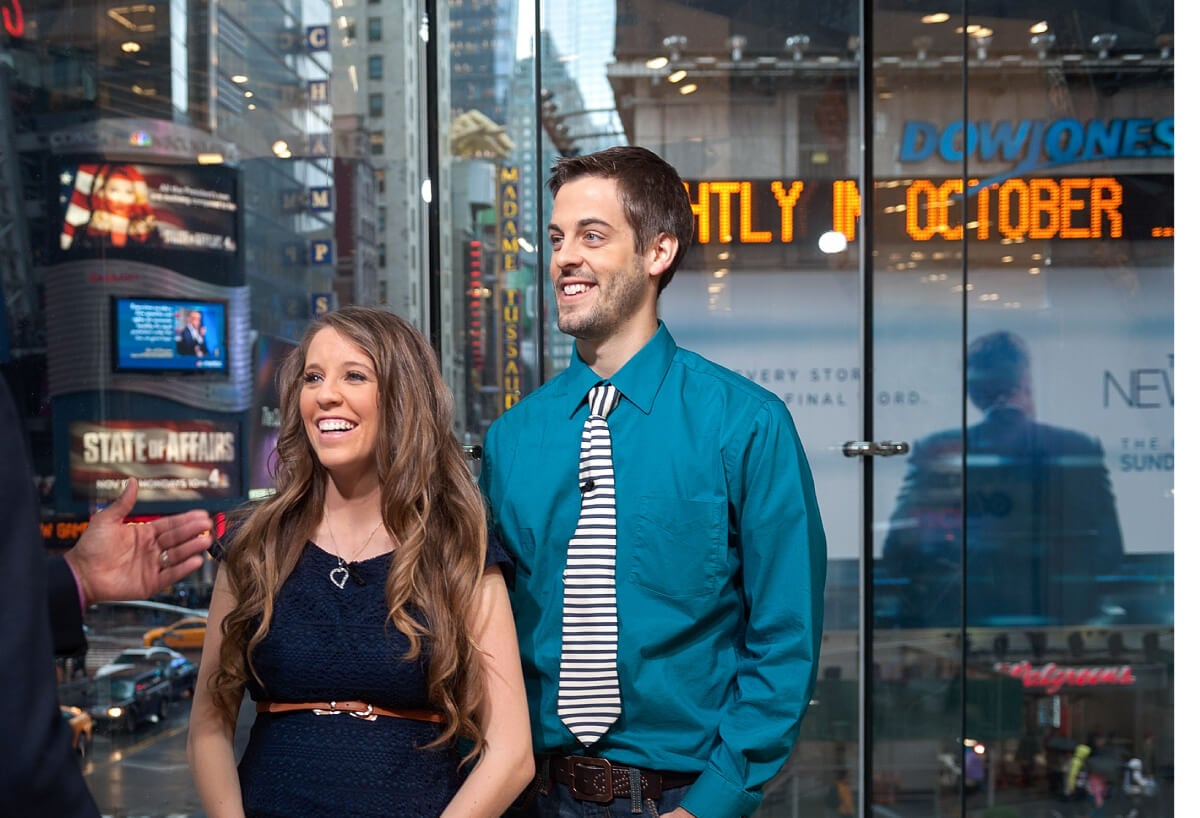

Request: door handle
left=842, top=440, right=910, bottom=458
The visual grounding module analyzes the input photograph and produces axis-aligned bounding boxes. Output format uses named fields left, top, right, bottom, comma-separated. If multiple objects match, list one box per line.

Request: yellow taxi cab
left=142, top=616, right=208, bottom=650
left=60, top=705, right=94, bottom=765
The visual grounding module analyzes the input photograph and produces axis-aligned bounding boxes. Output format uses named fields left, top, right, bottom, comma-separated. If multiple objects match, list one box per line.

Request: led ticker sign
left=900, top=176, right=1123, bottom=241
left=682, top=175, right=1171, bottom=248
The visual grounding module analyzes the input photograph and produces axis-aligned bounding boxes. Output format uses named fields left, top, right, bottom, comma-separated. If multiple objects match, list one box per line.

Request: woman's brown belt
left=256, top=700, right=446, bottom=723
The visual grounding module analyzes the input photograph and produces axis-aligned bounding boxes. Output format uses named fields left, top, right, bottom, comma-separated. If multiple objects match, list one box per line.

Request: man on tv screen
left=177, top=309, right=208, bottom=356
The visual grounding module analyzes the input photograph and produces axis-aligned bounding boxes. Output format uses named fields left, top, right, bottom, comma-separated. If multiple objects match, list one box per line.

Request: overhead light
left=913, top=35, right=933, bottom=61
left=107, top=6, right=156, bottom=32
left=785, top=34, right=810, bottom=61
left=1156, top=33, right=1172, bottom=59
left=972, top=32, right=993, bottom=60
left=679, top=83, right=697, bottom=95
left=1030, top=20, right=1049, bottom=34
left=271, top=139, right=291, bottom=158
left=243, top=90, right=253, bottom=98
left=231, top=74, right=249, bottom=84
left=1090, top=32, right=1117, bottom=59
left=728, top=35, right=747, bottom=62
left=662, top=34, right=687, bottom=63
left=1107, top=632, right=1126, bottom=658
left=120, top=41, right=141, bottom=53
left=197, top=153, right=224, bottom=165
left=922, top=12, right=950, bottom=24
left=1030, top=33, right=1055, bottom=59
left=668, top=69, right=687, bottom=83
left=818, top=231, right=848, bottom=254
left=645, top=56, right=668, bottom=70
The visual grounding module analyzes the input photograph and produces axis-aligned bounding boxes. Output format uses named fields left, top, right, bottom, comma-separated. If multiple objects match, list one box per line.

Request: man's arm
left=45, top=482, right=212, bottom=657
left=47, top=555, right=87, bottom=656
left=679, top=400, right=828, bottom=818
left=0, top=380, right=99, bottom=817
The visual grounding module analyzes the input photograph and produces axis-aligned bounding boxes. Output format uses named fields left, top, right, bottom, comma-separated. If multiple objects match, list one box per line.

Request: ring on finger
left=160, top=549, right=171, bottom=568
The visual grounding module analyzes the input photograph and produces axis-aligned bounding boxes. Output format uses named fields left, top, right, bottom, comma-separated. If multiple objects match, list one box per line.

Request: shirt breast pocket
left=629, top=496, right=727, bottom=599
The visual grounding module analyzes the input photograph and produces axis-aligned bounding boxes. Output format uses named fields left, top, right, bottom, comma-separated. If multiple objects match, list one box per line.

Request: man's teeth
left=318, top=419, right=356, bottom=431
left=563, top=283, right=591, bottom=295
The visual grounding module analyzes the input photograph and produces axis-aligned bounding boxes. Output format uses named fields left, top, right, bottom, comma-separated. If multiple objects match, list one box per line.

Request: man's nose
left=553, top=238, right=582, bottom=270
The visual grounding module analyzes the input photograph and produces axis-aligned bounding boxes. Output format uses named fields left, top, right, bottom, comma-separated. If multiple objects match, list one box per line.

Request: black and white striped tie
left=558, top=383, right=621, bottom=746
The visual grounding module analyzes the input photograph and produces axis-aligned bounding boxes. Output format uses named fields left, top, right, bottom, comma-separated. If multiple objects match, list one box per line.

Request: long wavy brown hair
left=209, top=306, right=489, bottom=760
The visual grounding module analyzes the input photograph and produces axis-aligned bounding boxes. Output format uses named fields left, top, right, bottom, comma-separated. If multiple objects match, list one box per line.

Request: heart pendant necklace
left=329, top=564, right=351, bottom=589
left=325, top=513, right=385, bottom=589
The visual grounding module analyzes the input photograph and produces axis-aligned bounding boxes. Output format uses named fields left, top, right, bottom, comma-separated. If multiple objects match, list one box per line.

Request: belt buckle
left=567, top=756, right=614, bottom=803
left=348, top=703, right=379, bottom=721
left=310, top=701, right=379, bottom=721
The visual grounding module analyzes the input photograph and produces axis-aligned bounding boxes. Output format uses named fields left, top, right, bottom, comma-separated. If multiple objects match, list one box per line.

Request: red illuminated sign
left=465, top=239, right=484, bottom=370
left=3, top=0, right=24, bottom=37
left=993, top=661, right=1136, bottom=695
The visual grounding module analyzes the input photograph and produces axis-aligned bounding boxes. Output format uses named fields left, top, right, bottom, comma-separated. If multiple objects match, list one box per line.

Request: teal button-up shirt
left=481, top=323, right=827, bottom=818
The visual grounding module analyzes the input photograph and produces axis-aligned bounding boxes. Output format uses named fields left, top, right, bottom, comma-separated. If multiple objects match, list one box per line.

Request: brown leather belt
left=547, top=755, right=698, bottom=803
left=256, top=700, right=446, bottom=724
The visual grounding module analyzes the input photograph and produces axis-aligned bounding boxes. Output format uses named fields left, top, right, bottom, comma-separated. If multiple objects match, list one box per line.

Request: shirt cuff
left=680, top=768, right=760, bottom=818
left=64, top=557, right=87, bottom=613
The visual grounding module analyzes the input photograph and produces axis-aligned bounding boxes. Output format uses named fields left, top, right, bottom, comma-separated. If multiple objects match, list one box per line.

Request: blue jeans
left=507, top=775, right=691, bottom=818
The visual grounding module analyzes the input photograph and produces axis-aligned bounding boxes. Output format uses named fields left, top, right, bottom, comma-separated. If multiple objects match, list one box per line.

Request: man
left=0, top=378, right=213, bottom=816
left=481, top=146, right=826, bottom=818
left=881, top=330, right=1124, bottom=626
left=178, top=308, right=208, bottom=356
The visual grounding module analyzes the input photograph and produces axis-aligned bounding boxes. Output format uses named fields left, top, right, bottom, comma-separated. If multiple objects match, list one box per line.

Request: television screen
left=111, top=297, right=228, bottom=374
left=53, top=161, right=240, bottom=282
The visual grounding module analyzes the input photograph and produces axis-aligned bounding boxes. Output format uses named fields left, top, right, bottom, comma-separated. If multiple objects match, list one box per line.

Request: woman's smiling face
left=300, top=326, right=381, bottom=484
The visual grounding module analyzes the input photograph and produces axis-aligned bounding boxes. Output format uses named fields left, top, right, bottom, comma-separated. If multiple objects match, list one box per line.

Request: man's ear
left=645, top=232, right=679, bottom=281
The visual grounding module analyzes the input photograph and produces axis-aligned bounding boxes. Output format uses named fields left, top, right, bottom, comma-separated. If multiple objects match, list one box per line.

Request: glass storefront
left=3, top=0, right=1172, bottom=815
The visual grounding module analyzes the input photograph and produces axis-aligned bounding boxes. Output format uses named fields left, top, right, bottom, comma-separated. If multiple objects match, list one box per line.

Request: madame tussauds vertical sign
left=70, top=419, right=240, bottom=501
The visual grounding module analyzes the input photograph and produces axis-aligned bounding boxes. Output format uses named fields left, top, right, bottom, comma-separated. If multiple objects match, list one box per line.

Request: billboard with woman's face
left=54, top=160, right=239, bottom=282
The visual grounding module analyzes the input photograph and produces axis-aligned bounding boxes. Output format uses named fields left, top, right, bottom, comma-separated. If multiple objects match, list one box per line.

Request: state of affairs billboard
left=69, top=419, right=241, bottom=502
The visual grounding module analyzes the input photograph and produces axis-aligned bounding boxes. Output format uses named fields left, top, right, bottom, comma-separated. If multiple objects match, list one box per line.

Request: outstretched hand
left=63, top=478, right=214, bottom=606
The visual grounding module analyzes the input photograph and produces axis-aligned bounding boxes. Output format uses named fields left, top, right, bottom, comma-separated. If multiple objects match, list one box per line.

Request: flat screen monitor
left=111, top=297, right=229, bottom=374
left=53, top=160, right=240, bottom=284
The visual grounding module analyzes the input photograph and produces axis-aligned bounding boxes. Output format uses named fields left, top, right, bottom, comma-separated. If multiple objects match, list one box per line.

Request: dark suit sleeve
left=47, top=556, right=86, bottom=657
left=1076, top=434, right=1125, bottom=571
left=0, top=380, right=100, bottom=817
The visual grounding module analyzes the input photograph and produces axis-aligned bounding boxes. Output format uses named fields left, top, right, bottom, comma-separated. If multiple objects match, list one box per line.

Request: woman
left=188, top=306, right=533, bottom=817
left=84, top=164, right=160, bottom=247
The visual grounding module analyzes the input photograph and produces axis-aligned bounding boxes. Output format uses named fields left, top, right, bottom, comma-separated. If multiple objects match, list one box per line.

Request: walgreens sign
left=994, top=661, right=1136, bottom=695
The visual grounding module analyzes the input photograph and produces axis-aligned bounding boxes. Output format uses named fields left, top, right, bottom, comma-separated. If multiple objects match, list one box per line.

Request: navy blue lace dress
left=235, top=539, right=509, bottom=817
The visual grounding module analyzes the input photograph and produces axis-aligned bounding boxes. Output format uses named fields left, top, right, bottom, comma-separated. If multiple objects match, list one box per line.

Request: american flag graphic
left=59, top=163, right=100, bottom=251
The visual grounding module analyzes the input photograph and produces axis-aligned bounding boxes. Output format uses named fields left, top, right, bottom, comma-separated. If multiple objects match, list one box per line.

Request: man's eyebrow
left=548, top=217, right=613, bottom=233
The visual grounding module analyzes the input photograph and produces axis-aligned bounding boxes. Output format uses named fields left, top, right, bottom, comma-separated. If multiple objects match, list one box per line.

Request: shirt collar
left=561, top=321, right=677, bottom=417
